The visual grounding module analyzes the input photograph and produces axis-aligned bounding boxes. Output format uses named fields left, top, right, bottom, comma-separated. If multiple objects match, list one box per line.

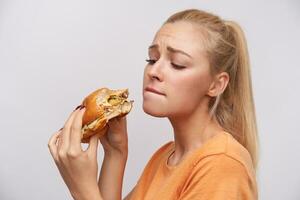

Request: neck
left=167, top=103, right=224, bottom=166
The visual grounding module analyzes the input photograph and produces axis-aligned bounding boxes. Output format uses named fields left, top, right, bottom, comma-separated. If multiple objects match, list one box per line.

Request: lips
left=145, top=86, right=165, bottom=95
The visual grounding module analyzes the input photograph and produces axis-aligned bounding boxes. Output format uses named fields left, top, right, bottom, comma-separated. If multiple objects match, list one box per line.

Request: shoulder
left=192, top=132, right=256, bottom=178
left=184, top=132, right=257, bottom=192
left=180, top=153, right=258, bottom=199
left=154, top=141, right=174, bottom=155
left=193, top=154, right=250, bottom=179
left=224, top=132, right=256, bottom=179
left=148, top=141, right=173, bottom=161
left=189, top=152, right=249, bottom=177
left=140, top=141, right=173, bottom=170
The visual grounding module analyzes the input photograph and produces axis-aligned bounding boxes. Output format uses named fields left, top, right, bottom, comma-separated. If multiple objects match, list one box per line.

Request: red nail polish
left=74, top=105, right=82, bottom=111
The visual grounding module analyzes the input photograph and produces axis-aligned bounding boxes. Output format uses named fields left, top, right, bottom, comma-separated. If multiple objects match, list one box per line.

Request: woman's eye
left=171, top=63, right=186, bottom=70
left=145, top=59, right=156, bottom=65
left=145, top=59, right=186, bottom=70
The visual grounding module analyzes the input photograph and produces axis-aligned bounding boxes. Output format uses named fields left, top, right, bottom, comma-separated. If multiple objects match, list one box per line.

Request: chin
left=142, top=102, right=167, bottom=118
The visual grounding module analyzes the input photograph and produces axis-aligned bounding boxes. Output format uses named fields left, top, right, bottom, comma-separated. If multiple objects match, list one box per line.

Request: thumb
left=87, top=133, right=100, bottom=157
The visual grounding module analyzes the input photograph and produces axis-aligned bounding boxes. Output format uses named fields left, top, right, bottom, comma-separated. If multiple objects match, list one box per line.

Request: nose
left=147, top=61, right=163, bottom=82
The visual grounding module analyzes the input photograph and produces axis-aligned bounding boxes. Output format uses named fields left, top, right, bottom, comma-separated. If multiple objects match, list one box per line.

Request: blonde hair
left=164, top=9, right=259, bottom=170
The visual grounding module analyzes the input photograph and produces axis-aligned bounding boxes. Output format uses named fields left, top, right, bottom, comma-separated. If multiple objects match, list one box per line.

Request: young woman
left=48, top=8, right=259, bottom=200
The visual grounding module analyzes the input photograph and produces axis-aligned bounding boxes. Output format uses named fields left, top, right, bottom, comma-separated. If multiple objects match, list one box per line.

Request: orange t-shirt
left=130, top=131, right=258, bottom=200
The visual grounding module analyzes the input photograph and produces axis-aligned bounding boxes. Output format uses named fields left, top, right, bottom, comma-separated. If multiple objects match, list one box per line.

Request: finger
left=87, top=132, right=100, bottom=157
left=107, top=116, right=127, bottom=136
left=98, top=126, right=109, bottom=140
left=48, top=130, right=62, bottom=162
left=69, top=106, right=86, bottom=152
left=118, top=116, right=127, bottom=126
left=111, top=115, right=127, bottom=126
left=107, top=118, right=118, bottom=130
left=59, top=107, right=81, bottom=150
left=117, top=115, right=126, bottom=122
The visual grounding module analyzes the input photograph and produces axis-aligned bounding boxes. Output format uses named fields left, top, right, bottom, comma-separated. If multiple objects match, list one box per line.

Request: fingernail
left=74, top=105, right=82, bottom=111
left=80, top=105, right=86, bottom=110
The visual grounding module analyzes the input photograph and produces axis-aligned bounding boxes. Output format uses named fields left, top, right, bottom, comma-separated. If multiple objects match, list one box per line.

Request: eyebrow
left=148, top=44, right=193, bottom=59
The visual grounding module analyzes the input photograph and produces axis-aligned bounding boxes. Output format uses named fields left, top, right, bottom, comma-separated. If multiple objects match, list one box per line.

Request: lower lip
left=144, top=90, right=165, bottom=96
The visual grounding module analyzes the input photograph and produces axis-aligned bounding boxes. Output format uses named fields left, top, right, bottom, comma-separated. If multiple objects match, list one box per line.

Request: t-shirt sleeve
left=178, top=154, right=257, bottom=200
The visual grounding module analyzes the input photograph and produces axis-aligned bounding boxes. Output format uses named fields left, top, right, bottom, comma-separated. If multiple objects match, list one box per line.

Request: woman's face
left=142, top=21, right=213, bottom=118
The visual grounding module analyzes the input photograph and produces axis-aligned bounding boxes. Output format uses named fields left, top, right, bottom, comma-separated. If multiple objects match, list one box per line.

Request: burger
left=80, top=87, right=134, bottom=143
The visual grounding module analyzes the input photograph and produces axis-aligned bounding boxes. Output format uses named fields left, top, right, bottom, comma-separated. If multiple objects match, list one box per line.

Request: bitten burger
left=79, top=87, right=134, bottom=143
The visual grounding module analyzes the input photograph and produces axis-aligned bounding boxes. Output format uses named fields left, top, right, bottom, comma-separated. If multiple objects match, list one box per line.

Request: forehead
left=151, top=21, right=207, bottom=54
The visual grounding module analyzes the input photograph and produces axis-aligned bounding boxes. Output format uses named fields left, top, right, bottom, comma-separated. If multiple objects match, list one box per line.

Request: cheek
left=142, top=67, right=148, bottom=89
left=167, top=71, right=211, bottom=113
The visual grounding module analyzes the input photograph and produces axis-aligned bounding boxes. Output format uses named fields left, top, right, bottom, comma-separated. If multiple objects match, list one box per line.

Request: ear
left=206, top=72, right=230, bottom=97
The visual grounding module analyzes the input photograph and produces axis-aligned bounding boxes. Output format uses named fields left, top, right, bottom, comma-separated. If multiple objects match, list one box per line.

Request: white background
left=0, top=0, right=299, bottom=199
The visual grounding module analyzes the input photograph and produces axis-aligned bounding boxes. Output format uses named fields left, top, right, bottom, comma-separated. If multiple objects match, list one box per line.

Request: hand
left=99, top=116, right=128, bottom=155
left=48, top=106, right=102, bottom=200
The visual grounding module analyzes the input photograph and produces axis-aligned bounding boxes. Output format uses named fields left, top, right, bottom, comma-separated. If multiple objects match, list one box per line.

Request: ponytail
left=218, top=20, right=259, bottom=170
